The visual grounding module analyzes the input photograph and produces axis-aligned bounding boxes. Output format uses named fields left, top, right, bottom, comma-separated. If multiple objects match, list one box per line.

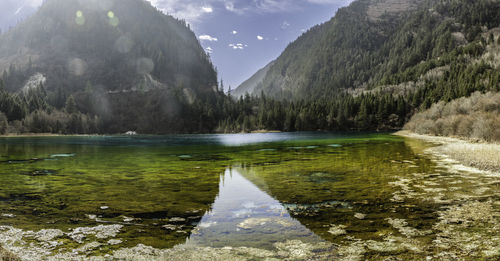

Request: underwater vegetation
left=0, top=133, right=497, bottom=260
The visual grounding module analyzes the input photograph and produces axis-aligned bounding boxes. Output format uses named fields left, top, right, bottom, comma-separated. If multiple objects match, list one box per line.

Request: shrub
left=405, top=91, right=500, bottom=141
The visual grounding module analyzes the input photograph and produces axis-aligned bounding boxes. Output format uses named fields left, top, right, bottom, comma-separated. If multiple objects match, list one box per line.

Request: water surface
left=0, top=133, right=498, bottom=260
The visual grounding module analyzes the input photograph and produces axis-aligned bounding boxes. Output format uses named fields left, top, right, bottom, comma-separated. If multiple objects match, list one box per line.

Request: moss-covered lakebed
left=0, top=133, right=498, bottom=260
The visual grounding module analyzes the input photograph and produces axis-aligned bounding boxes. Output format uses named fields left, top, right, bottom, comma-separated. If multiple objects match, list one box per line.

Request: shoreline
left=0, top=133, right=101, bottom=138
left=0, top=131, right=283, bottom=137
left=395, top=130, right=500, bottom=174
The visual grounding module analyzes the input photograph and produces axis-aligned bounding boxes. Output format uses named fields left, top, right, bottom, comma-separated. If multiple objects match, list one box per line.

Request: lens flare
left=75, top=11, right=85, bottom=25
left=68, top=58, right=87, bottom=76
left=109, top=17, right=120, bottom=27
left=108, top=11, right=119, bottom=27
left=115, top=35, right=134, bottom=53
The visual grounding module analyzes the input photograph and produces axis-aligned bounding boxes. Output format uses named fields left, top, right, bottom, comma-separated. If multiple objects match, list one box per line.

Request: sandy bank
left=395, top=130, right=500, bottom=174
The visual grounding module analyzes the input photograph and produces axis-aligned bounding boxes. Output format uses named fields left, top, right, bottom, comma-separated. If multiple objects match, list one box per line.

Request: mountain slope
left=246, top=0, right=500, bottom=100
left=0, top=0, right=222, bottom=134
left=232, top=61, right=274, bottom=98
left=217, top=0, right=500, bottom=133
left=0, top=0, right=216, bottom=94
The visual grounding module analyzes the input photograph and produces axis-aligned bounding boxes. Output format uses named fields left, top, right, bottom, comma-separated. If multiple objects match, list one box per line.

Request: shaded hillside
left=232, top=61, right=274, bottom=99
left=0, top=0, right=216, bottom=93
left=0, top=0, right=223, bottom=134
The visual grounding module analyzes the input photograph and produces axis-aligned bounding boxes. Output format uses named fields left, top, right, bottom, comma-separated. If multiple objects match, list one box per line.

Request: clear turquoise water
left=0, top=132, right=496, bottom=259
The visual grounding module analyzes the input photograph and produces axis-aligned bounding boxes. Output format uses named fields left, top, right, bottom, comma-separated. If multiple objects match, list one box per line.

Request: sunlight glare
left=75, top=10, right=85, bottom=25
left=108, top=11, right=120, bottom=27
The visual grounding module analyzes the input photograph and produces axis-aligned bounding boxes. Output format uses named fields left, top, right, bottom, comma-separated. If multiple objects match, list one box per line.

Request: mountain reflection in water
left=184, top=168, right=323, bottom=249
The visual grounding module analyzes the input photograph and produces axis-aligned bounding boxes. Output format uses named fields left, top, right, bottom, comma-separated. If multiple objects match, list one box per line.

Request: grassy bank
left=396, top=130, right=500, bottom=173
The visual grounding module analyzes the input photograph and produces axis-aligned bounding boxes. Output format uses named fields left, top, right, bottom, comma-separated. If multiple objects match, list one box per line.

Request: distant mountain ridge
left=232, top=61, right=274, bottom=98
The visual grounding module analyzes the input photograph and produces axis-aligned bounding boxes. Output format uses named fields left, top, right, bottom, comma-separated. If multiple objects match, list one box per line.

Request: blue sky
left=1, top=0, right=354, bottom=90
left=150, top=0, right=354, bottom=89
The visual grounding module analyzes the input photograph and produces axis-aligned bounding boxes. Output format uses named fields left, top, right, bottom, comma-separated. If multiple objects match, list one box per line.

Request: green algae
left=0, top=133, right=497, bottom=260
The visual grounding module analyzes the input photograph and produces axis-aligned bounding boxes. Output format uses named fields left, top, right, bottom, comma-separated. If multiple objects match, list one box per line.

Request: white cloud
left=146, top=0, right=214, bottom=24
left=229, top=43, right=245, bottom=50
left=146, top=0, right=355, bottom=24
left=224, top=1, right=247, bottom=15
left=257, top=35, right=264, bottom=40
left=281, top=21, right=290, bottom=30
left=205, top=46, right=213, bottom=53
left=199, top=34, right=218, bottom=41
left=232, top=30, right=238, bottom=35
left=202, top=6, right=213, bottom=13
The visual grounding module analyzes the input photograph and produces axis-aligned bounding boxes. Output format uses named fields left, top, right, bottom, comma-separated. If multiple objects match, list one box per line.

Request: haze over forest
left=0, top=0, right=498, bottom=137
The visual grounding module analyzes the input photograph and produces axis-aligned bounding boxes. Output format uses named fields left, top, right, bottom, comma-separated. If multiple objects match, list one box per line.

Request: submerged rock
left=76, top=241, right=102, bottom=253
left=122, top=216, right=134, bottom=222
left=168, top=217, right=186, bottom=223
left=108, top=239, right=123, bottom=245
left=162, top=225, right=180, bottom=231
left=386, top=218, right=431, bottom=238
left=68, top=224, right=123, bottom=243
left=33, top=229, right=64, bottom=242
left=366, top=240, right=405, bottom=253
left=328, top=225, right=347, bottom=236
left=354, top=213, right=366, bottom=220
left=337, top=241, right=366, bottom=261
left=274, top=240, right=336, bottom=260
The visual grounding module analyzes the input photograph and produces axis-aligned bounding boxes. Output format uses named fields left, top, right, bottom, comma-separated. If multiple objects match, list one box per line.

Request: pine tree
left=65, top=95, right=78, bottom=114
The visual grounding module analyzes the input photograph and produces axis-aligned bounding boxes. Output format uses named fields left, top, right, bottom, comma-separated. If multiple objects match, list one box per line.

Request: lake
left=0, top=133, right=498, bottom=260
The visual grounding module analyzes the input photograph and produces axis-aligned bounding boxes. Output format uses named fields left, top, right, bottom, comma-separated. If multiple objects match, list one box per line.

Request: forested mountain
left=239, top=0, right=499, bottom=99
left=0, top=0, right=499, bottom=135
left=224, top=0, right=500, bottom=132
left=0, top=0, right=221, bottom=134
